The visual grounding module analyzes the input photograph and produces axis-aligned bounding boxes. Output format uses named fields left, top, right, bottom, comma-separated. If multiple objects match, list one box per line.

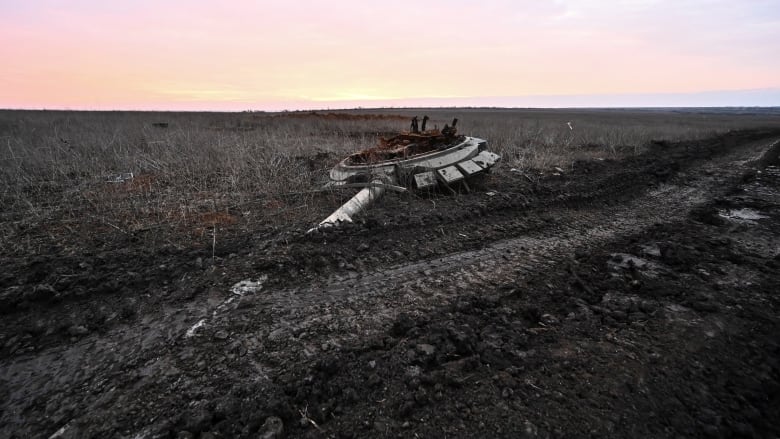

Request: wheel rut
left=249, top=140, right=778, bottom=313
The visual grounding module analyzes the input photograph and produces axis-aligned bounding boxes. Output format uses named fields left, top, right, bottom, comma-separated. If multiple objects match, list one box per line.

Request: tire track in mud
left=250, top=187, right=703, bottom=317
left=249, top=153, right=769, bottom=314
left=221, top=136, right=779, bottom=347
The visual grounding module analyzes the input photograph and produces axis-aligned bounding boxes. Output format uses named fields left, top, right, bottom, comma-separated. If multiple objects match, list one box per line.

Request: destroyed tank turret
left=308, top=117, right=501, bottom=233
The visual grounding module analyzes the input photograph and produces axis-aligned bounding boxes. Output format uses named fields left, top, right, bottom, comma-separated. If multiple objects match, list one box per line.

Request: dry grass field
left=1, top=108, right=780, bottom=438
left=2, top=108, right=779, bottom=250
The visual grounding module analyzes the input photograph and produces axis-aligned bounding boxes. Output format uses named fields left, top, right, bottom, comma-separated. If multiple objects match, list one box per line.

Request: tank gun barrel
left=307, top=179, right=387, bottom=234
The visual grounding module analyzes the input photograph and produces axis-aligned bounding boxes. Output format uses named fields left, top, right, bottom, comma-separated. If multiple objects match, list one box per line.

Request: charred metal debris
left=308, top=117, right=501, bottom=233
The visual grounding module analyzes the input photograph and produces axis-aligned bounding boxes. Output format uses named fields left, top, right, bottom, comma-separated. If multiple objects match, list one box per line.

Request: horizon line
left=3, top=88, right=779, bottom=113
left=2, top=105, right=780, bottom=114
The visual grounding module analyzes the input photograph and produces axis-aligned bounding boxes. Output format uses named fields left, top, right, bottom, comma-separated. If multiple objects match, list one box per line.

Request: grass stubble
left=1, top=108, right=779, bottom=260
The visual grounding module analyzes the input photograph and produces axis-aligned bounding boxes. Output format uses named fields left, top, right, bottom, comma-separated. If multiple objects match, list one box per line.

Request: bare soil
left=2, top=128, right=780, bottom=438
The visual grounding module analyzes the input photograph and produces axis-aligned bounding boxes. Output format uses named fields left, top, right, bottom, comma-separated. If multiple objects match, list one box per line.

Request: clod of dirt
left=391, top=313, right=415, bottom=336
left=180, top=404, right=213, bottom=434
left=25, top=283, right=58, bottom=302
left=67, top=325, right=88, bottom=336
left=416, top=343, right=436, bottom=356
left=540, top=313, right=559, bottom=325
left=259, top=416, right=284, bottom=439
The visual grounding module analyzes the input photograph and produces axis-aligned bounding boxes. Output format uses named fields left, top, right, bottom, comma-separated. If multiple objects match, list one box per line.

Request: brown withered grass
left=1, top=108, right=778, bottom=255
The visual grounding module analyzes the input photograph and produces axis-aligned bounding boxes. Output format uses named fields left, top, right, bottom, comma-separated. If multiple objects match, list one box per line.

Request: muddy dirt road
left=2, top=129, right=780, bottom=438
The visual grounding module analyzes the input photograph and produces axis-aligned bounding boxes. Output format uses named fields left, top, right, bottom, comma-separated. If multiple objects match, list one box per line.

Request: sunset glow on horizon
left=2, top=0, right=779, bottom=111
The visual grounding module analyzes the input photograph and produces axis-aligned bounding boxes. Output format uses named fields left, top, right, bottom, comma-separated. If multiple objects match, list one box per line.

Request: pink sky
left=2, top=0, right=779, bottom=110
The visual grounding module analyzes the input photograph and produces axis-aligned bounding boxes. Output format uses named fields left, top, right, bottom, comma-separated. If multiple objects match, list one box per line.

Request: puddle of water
left=718, top=208, right=768, bottom=223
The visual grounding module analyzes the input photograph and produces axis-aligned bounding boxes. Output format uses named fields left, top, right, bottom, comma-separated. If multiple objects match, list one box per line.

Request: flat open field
left=1, top=108, right=780, bottom=438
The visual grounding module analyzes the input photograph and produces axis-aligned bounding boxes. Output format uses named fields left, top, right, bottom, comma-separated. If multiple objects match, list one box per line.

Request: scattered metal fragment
left=308, top=117, right=501, bottom=232
left=185, top=319, right=207, bottom=338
